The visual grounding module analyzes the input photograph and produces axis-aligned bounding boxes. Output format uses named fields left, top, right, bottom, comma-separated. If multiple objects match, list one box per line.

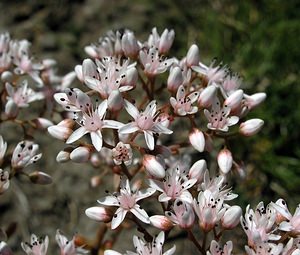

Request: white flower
left=55, top=230, right=87, bottom=255
left=21, top=234, right=49, bottom=255
left=119, top=100, right=172, bottom=150
left=97, top=176, right=156, bottom=229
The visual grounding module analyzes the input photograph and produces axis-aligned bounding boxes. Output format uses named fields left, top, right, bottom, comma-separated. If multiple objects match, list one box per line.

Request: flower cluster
left=0, top=27, right=294, bottom=255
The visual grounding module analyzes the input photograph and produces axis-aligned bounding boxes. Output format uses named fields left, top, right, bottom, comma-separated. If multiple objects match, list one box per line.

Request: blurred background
left=0, top=0, right=300, bottom=254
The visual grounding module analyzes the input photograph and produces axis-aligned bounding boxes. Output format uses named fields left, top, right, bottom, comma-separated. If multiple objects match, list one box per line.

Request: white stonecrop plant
left=0, top=29, right=297, bottom=255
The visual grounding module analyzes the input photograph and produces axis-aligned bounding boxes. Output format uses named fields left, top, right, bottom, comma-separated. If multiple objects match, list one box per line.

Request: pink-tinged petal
left=119, top=122, right=139, bottom=134
left=90, top=131, right=103, bottom=151
left=271, top=202, right=292, bottom=219
left=66, top=127, right=88, bottom=144
left=227, top=116, right=239, bottom=126
left=131, top=205, right=150, bottom=223
left=150, top=215, right=174, bottom=231
left=111, top=207, right=127, bottom=229
left=144, top=131, right=155, bottom=150
left=104, top=250, right=122, bottom=255
left=176, top=85, right=185, bottom=101
left=124, top=99, right=139, bottom=119
left=179, top=190, right=194, bottom=203
left=182, top=178, right=197, bottom=190
left=97, top=100, right=108, bottom=119
left=108, top=90, right=124, bottom=111
left=84, top=77, right=101, bottom=91
left=119, top=85, right=134, bottom=92
left=187, top=91, right=200, bottom=103
left=103, top=120, right=124, bottom=129
left=97, top=195, right=119, bottom=206
left=136, top=188, right=156, bottom=201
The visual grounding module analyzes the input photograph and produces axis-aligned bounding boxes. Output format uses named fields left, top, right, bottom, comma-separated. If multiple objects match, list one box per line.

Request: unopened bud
left=70, top=146, right=91, bottom=163
left=85, top=206, right=113, bottom=223
left=5, top=100, right=18, bottom=118
left=32, top=118, right=54, bottom=130
left=84, top=46, right=98, bottom=59
left=239, top=119, right=264, bottom=137
left=221, top=205, right=242, bottom=229
left=56, top=150, right=70, bottom=163
left=189, top=159, right=207, bottom=183
left=186, top=44, right=200, bottom=67
left=1, top=71, right=13, bottom=83
left=108, top=90, right=124, bottom=111
left=244, top=92, right=266, bottom=109
left=29, top=171, right=52, bottom=185
left=143, top=154, right=165, bottom=179
left=198, top=85, right=217, bottom=108
left=217, top=148, right=233, bottom=174
left=121, top=32, right=139, bottom=59
left=149, top=215, right=173, bottom=231
left=189, top=128, right=205, bottom=152
left=224, top=89, right=243, bottom=111
left=75, top=65, right=84, bottom=82
left=158, top=29, right=175, bottom=54
left=48, top=119, right=74, bottom=140
left=167, top=66, right=183, bottom=92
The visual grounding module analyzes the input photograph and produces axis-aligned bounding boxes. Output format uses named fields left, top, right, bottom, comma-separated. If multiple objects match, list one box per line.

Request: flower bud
left=143, top=154, right=165, bottom=179
left=108, top=90, right=124, bottom=111
left=150, top=215, right=173, bottom=231
left=74, top=65, right=84, bottom=82
left=158, top=29, right=175, bottom=54
left=189, top=159, right=207, bottom=183
left=224, top=89, right=243, bottom=111
left=48, top=119, right=74, bottom=141
left=1, top=71, right=13, bottom=83
left=217, top=148, right=233, bottom=174
left=29, top=171, right=52, bottom=185
left=244, top=92, right=266, bottom=109
left=121, top=67, right=138, bottom=88
left=32, top=118, right=54, bottom=130
left=5, top=100, right=18, bottom=118
left=56, top=150, right=70, bottom=163
left=70, top=146, right=91, bottom=163
left=84, top=46, right=98, bottom=59
left=167, top=66, right=183, bottom=92
left=189, top=128, right=205, bottom=152
left=239, top=119, right=264, bottom=137
left=186, top=44, right=200, bottom=67
left=85, top=206, right=113, bottom=223
left=198, top=85, right=217, bottom=108
left=121, top=32, right=139, bottom=59
left=221, top=205, right=242, bottom=229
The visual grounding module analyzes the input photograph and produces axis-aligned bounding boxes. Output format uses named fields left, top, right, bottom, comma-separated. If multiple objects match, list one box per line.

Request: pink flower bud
left=56, top=150, right=70, bottom=163
left=158, top=29, right=175, bottom=54
left=167, top=66, right=183, bottom=92
left=48, top=119, right=74, bottom=140
left=108, top=90, right=124, bottom=111
left=121, top=32, right=139, bottom=59
left=198, top=85, right=217, bottom=108
left=186, top=44, right=200, bottom=67
left=143, top=154, right=165, bottom=179
left=5, top=100, right=18, bottom=118
left=32, top=118, right=54, bottom=130
left=224, top=89, right=243, bottom=111
left=29, top=171, right=52, bottom=185
left=189, top=128, right=205, bottom=152
left=84, top=46, right=98, bottom=59
left=221, top=205, right=242, bottom=229
left=74, top=65, right=84, bottom=82
left=149, top=215, right=174, bottom=231
left=189, top=159, right=207, bottom=183
left=239, top=119, right=264, bottom=137
left=85, top=206, right=114, bottom=223
left=217, top=148, right=233, bottom=174
left=244, top=92, right=266, bottom=109
left=70, top=146, right=91, bottom=163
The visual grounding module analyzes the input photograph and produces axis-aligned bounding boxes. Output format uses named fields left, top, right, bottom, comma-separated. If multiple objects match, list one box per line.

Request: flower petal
left=90, top=131, right=103, bottom=151
left=66, top=127, right=88, bottom=144
left=144, top=131, right=154, bottom=150
left=131, top=205, right=150, bottom=224
left=124, top=99, right=139, bottom=119
left=119, top=122, right=139, bottom=134
left=111, top=207, right=127, bottom=229
left=97, top=195, right=119, bottom=206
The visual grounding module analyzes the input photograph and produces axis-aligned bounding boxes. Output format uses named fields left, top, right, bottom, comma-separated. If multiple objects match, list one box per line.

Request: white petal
left=152, top=123, right=173, bottom=134
left=227, top=116, right=239, bottom=126
left=90, top=131, right=103, bottom=151
left=111, top=207, right=127, bottom=229
left=66, top=127, right=88, bottom=144
left=97, top=196, right=119, bottom=206
left=103, top=120, right=124, bottom=129
left=176, top=85, right=185, bottom=101
left=136, top=188, right=156, bottom=201
left=97, top=100, right=108, bottom=119
left=144, top=131, right=154, bottom=150
left=124, top=99, right=139, bottom=119
left=119, top=122, right=139, bottom=134
left=104, top=250, right=122, bottom=255
left=131, top=205, right=150, bottom=224
left=144, top=100, right=157, bottom=116
left=163, top=245, right=176, bottom=255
